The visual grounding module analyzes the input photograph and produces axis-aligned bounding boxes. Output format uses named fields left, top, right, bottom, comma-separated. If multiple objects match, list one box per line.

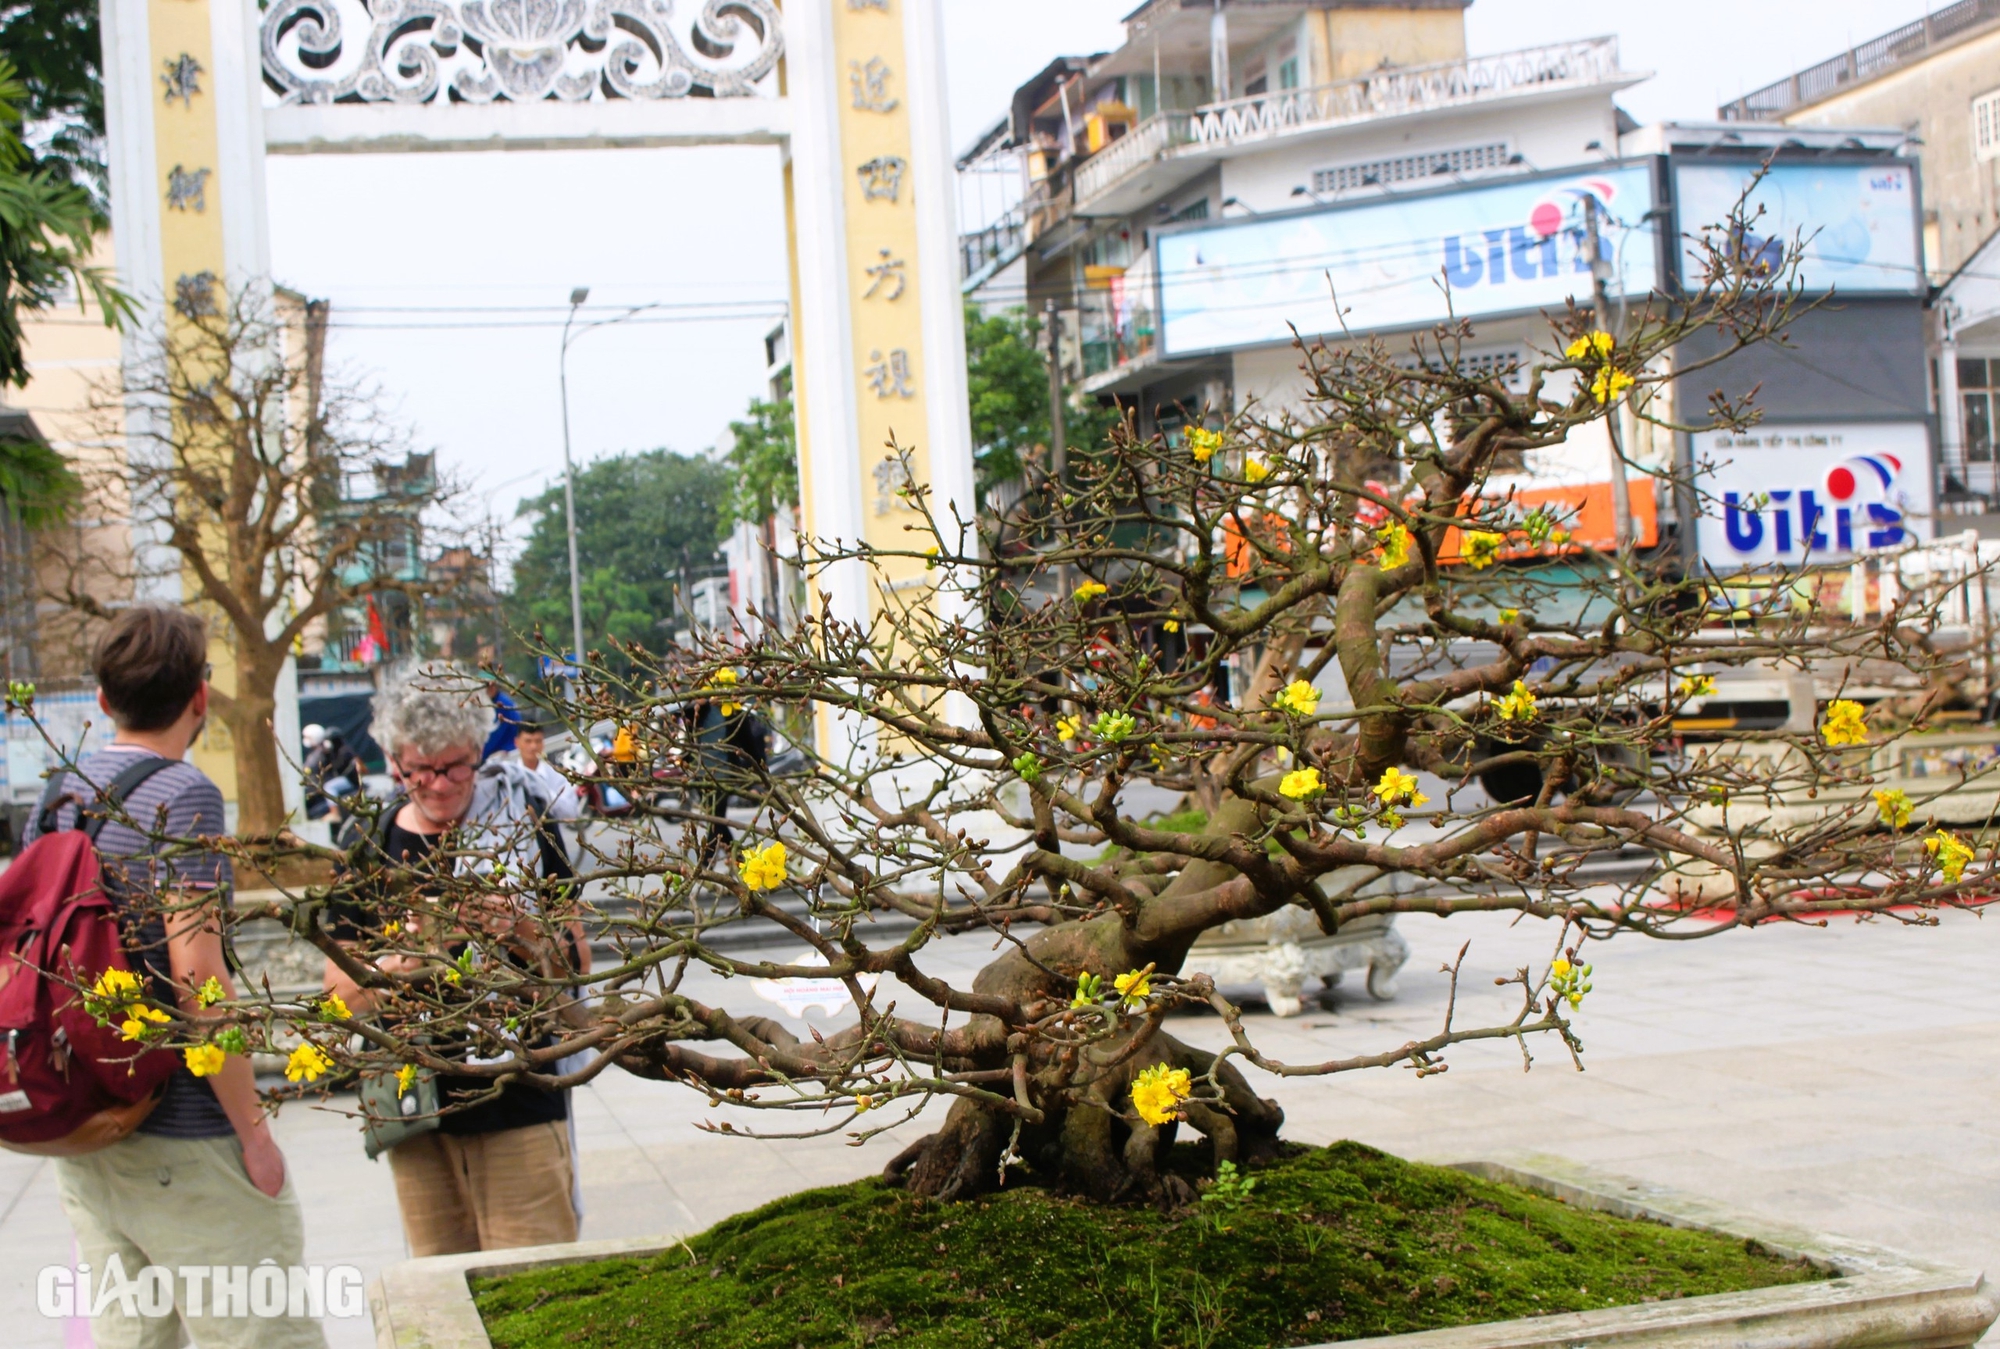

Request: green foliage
left=508, top=449, right=733, bottom=665
left=965, top=304, right=1120, bottom=494
left=0, top=432, right=79, bottom=526
left=475, top=1143, right=1824, bottom=1349
left=0, top=0, right=102, bottom=199
left=719, top=397, right=798, bottom=536
left=0, top=58, right=128, bottom=393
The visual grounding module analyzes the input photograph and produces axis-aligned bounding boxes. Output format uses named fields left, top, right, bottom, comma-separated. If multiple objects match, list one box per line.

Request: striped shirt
left=24, top=745, right=235, bottom=1138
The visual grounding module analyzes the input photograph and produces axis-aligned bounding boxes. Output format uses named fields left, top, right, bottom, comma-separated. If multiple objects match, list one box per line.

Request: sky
left=263, top=0, right=1937, bottom=539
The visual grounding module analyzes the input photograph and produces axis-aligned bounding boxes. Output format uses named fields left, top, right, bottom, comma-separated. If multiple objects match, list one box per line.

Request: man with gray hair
left=322, top=669, right=587, bottom=1256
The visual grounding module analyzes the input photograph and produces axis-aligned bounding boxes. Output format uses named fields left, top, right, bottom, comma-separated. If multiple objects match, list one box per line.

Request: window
left=1168, top=198, right=1209, bottom=223
left=1975, top=89, right=2000, bottom=164
left=1314, top=142, right=1512, bottom=196
left=1279, top=58, right=1299, bottom=90
left=1964, top=358, right=1996, bottom=462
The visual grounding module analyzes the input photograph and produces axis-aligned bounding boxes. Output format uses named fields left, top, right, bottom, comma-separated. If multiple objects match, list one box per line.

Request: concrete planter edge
left=366, top=1153, right=2000, bottom=1349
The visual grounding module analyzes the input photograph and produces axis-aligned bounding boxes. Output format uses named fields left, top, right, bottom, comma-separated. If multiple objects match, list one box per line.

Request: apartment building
left=961, top=0, right=1934, bottom=568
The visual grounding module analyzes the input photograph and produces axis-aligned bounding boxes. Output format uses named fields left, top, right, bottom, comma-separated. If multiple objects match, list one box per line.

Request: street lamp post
left=558, top=286, right=590, bottom=684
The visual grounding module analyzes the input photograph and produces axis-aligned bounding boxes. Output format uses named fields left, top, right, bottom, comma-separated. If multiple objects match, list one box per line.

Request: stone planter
left=1186, top=907, right=1409, bottom=1016
left=365, top=1155, right=2000, bottom=1349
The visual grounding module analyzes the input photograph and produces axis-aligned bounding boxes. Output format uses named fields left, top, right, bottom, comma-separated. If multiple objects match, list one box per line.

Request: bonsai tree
left=62, top=193, right=1986, bottom=1206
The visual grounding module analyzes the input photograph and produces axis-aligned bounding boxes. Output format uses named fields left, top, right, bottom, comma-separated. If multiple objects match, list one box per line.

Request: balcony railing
left=1073, top=111, right=1193, bottom=207
left=961, top=205, right=1026, bottom=283
left=1720, top=0, right=2000, bottom=121
left=1188, top=37, right=1623, bottom=149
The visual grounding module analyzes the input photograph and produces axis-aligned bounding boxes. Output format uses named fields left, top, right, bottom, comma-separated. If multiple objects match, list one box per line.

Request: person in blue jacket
left=482, top=680, right=523, bottom=761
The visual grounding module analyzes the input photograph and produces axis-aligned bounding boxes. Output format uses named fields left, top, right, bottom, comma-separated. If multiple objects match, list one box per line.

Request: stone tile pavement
left=4, top=904, right=1996, bottom=1346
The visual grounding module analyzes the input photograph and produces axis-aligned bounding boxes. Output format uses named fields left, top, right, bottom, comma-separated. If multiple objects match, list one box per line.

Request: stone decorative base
left=364, top=1156, right=2000, bottom=1349
left=1185, top=908, right=1409, bottom=1016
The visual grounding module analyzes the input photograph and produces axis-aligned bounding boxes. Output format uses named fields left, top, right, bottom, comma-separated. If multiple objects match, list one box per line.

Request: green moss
left=473, top=1144, right=1826, bottom=1349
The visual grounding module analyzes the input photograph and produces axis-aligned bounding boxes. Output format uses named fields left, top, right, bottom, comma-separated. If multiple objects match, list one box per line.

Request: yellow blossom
left=924, top=545, right=940, bottom=570
left=1677, top=674, right=1717, bottom=699
left=1550, top=957, right=1572, bottom=979
left=1373, top=766, right=1428, bottom=809
left=1377, top=521, right=1412, bottom=570
left=709, top=667, right=739, bottom=688
left=1186, top=427, right=1224, bottom=463
left=384, top=920, right=402, bottom=937
left=91, top=968, right=141, bottom=1004
left=285, top=1042, right=332, bottom=1084
left=196, top=976, right=225, bottom=1008
left=1272, top=680, right=1320, bottom=717
left=1113, top=969, right=1153, bottom=1006
left=183, top=1044, right=227, bottom=1077
left=1130, top=1063, right=1193, bottom=1126
left=1498, top=608, right=1519, bottom=625
left=319, top=993, right=351, bottom=1023
left=397, top=1064, right=419, bottom=1098
left=1565, top=331, right=1615, bottom=360
left=1056, top=715, right=1081, bottom=743
left=1590, top=366, right=1635, bottom=405
left=1494, top=680, right=1538, bottom=722
left=854, top=1093, right=874, bottom=1112
left=1243, top=457, right=1271, bottom=483
left=118, top=1004, right=170, bottom=1042
left=1926, top=830, right=1976, bottom=885
left=1074, top=580, right=1108, bottom=603
left=1162, top=617, right=1180, bottom=633
left=1279, top=767, right=1324, bottom=800
left=739, top=840, right=789, bottom=893
left=1548, top=956, right=1593, bottom=1008
left=1462, top=531, right=1504, bottom=570
left=1821, top=699, right=1868, bottom=747
left=1874, top=789, right=1913, bottom=831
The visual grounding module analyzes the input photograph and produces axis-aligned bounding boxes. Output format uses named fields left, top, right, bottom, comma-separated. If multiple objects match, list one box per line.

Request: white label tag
left=0, top=1090, right=30, bottom=1113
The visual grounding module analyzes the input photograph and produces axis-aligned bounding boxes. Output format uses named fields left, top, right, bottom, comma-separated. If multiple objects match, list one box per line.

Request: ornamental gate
left=104, top=0, right=974, bottom=640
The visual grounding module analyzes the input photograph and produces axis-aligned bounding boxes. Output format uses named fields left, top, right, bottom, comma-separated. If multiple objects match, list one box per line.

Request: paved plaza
left=4, top=903, right=1997, bottom=1347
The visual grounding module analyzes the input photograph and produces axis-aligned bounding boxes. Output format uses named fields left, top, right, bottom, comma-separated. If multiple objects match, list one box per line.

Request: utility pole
left=1584, top=195, right=1634, bottom=552
left=559, top=286, right=590, bottom=690
left=1045, top=298, right=1070, bottom=596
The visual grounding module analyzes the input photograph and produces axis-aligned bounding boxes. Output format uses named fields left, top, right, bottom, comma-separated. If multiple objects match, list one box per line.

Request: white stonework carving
left=261, top=0, right=782, bottom=105
left=1187, top=907, right=1409, bottom=1018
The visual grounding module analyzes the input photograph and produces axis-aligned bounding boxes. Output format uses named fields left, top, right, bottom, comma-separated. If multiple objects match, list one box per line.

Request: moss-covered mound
left=474, top=1142, right=1824, bottom=1349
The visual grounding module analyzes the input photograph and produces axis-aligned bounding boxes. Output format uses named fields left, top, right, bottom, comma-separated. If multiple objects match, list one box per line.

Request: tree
left=718, top=397, right=798, bottom=537
left=0, top=0, right=103, bottom=199
left=61, top=286, right=464, bottom=835
left=965, top=303, right=1119, bottom=493
left=155, top=199, right=1981, bottom=1209
left=509, top=448, right=734, bottom=664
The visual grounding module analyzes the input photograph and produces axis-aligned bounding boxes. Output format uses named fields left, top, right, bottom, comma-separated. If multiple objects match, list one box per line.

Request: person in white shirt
left=514, top=722, right=583, bottom=821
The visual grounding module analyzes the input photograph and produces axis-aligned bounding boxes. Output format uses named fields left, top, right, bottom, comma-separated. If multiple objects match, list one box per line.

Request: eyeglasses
left=396, top=756, right=477, bottom=786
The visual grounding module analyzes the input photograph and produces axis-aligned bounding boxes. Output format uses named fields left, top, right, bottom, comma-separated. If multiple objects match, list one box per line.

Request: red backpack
left=0, top=757, right=182, bottom=1154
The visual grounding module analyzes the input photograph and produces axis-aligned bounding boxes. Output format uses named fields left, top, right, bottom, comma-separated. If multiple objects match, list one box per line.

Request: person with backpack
left=322, top=672, right=587, bottom=1256
left=20, top=606, right=323, bottom=1348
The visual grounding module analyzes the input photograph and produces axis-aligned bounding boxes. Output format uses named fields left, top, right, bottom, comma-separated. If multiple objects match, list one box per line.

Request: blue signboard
left=1155, top=163, right=1661, bottom=357
left=1673, top=162, right=1922, bottom=296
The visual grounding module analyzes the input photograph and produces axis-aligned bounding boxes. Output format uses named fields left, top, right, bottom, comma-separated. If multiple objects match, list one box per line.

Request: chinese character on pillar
left=160, top=54, right=203, bottom=108
left=166, top=165, right=210, bottom=212
left=866, top=349, right=916, bottom=399
left=856, top=156, right=906, bottom=204
left=863, top=249, right=906, bottom=300
left=849, top=57, right=898, bottom=113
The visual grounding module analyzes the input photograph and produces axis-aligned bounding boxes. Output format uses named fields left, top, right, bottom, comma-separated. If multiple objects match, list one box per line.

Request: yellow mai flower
left=1463, top=531, right=1504, bottom=570
left=1821, top=699, right=1868, bottom=747
left=1074, top=580, right=1108, bottom=602
left=196, top=976, right=225, bottom=1008
left=1243, top=457, right=1271, bottom=484
left=709, top=667, right=738, bottom=688
left=183, top=1043, right=228, bottom=1078
left=1373, top=766, right=1428, bottom=809
left=1056, top=714, right=1081, bottom=743
left=1874, top=788, right=1913, bottom=831
left=1550, top=957, right=1572, bottom=979
left=1590, top=365, right=1635, bottom=405
left=92, top=968, right=141, bottom=1004
left=1114, top=969, right=1153, bottom=1007
left=1279, top=767, right=1324, bottom=800
left=397, top=1064, right=419, bottom=1098
left=285, top=1042, right=332, bottom=1084
left=1926, top=830, right=1976, bottom=885
left=1498, top=608, right=1519, bottom=625
left=1565, top=331, right=1615, bottom=360
left=118, top=1004, right=170, bottom=1042
left=854, top=1093, right=874, bottom=1112
left=1677, top=674, right=1717, bottom=699
left=1377, top=521, right=1412, bottom=570
left=318, top=993, right=351, bottom=1023
left=1494, top=680, right=1538, bottom=722
left=1272, top=679, right=1320, bottom=717
left=739, top=840, right=789, bottom=893
left=1186, top=426, right=1224, bottom=463
left=1162, top=617, right=1180, bottom=633
left=1130, top=1063, right=1193, bottom=1126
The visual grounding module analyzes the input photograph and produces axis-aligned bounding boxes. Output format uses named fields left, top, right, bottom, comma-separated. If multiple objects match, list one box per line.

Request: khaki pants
left=387, top=1120, right=577, bottom=1256
left=54, top=1133, right=328, bottom=1349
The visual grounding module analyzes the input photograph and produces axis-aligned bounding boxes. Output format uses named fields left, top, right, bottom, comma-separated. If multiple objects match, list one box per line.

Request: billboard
left=1691, top=422, right=1932, bottom=569
left=1155, top=164, right=1660, bottom=358
left=1673, top=162, right=1922, bottom=295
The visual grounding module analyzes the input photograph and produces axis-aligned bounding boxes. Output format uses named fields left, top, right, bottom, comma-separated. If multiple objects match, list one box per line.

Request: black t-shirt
left=353, top=810, right=573, bottom=1137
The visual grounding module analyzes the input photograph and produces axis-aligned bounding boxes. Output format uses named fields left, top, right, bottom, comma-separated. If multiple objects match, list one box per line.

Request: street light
left=558, top=286, right=590, bottom=686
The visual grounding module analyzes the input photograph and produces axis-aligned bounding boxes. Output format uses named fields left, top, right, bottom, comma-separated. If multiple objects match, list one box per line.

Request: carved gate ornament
left=261, top=0, right=782, bottom=104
